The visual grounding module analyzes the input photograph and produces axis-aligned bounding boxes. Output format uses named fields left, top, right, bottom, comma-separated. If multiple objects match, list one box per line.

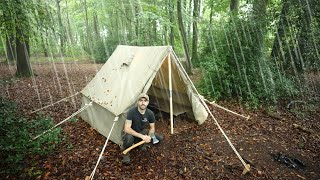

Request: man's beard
left=138, top=105, right=146, bottom=110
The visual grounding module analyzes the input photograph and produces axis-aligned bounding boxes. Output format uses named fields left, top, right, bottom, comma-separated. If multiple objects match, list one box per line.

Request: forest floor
left=0, top=63, right=319, bottom=179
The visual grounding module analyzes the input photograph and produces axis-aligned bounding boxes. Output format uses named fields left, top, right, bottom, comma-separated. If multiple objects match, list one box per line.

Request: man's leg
left=123, top=133, right=135, bottom=149
left=122, top=134, right=134, bottom=164
left=139, top=130, right=148, bottom=151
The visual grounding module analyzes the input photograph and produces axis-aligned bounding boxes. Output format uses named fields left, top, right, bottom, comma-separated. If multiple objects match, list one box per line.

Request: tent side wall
left=170, top=53, right=208, bottom=124
left=80, top=96, right=126, bottom=145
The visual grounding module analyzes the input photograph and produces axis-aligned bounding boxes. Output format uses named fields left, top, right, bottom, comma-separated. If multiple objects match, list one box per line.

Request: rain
left=0, top=0, right=319, bottom=179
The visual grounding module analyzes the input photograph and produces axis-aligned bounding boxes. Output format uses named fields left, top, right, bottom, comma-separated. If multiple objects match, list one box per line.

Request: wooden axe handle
left=122, top=141, right=145, bottom=154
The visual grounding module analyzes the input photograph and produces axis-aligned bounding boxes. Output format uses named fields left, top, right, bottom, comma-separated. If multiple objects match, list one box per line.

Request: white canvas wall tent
left=30, top=45, right=251, bottom=179
left=80, top=45, right=208, bottom=145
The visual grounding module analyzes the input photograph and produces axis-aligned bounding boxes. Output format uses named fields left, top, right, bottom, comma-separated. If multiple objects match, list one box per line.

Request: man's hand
left=141, top=135, right=151, bottom=143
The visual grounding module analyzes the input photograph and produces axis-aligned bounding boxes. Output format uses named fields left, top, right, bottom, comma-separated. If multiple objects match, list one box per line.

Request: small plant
left=0, top=97, right=62, bottom=175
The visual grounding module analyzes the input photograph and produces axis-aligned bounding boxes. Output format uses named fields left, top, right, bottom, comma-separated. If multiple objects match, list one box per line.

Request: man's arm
left=124, top=120, right=151, bottom=143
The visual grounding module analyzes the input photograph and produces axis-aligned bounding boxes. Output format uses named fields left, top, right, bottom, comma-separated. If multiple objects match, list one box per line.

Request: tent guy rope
left=202, top=98, right=250, bottom=120
left=171, top=49, right=251, bottom=174
left=88, top=116, right=119, bottom=180
left=31, top=102, right=92, bottom=141
left=30, top=92, right=80, bottom=114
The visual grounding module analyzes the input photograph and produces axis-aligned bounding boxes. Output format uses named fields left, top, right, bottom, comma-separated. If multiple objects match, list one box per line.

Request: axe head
left=151, top=134, right=160, bottom=144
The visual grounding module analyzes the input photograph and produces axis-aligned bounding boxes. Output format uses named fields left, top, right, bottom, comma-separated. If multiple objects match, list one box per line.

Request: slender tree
left=5, top=35, right=16, bottom=62
left=55, top=0, right=65, bottom=54
left=177, top=0, right=192, bottom=74
left=169, top=0, right=175, bottom=47
left=230, top=0, right=239, bottom=14
left=271, top=0, right=289, bottom=61
left=191, top=0, right=200, bottom=63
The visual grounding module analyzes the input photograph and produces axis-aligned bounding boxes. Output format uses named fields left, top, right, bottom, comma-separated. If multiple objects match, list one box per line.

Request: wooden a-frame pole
left=168, top=54, right=174, bottom=134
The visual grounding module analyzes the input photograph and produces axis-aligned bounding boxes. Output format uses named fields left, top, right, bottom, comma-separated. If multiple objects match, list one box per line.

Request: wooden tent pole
left=168, top=54, right=174, bottom=134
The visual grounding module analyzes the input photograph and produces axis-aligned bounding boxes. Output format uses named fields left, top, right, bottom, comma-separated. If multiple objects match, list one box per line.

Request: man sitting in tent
left=122, top=93, right=164, bottom=164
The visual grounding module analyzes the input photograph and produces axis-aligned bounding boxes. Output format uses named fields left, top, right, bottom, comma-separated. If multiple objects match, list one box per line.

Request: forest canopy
left=0, top=0, right=319, bottom=106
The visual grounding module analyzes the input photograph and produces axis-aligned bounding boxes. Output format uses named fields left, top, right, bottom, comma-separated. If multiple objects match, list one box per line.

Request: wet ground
left=1, top=63, right=319, bottom=179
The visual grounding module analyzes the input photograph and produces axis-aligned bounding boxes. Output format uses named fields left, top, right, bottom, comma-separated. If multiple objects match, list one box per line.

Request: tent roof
left=81, top=45, right=171, bottom=115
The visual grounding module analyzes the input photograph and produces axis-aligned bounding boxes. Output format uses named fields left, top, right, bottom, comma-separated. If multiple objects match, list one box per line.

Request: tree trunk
left=16, top=28, right=32, bottom=76
left=14, top=0, right=32, bottom=77
left=191, top=0, right=200, bottom=62
left=177, top=0, right=192, bottom=74
left=253, top=0, right=268, bottom=29
left=40, top=33, right=48, bottom=57
left=295, top=0, right=313, bottom=72
left=271, top=0, right=289, bottom=60
left=135, top=2, right=140, bottom=45
left=186, top=0, right=192, bottom=39
left=66, top=0, right=74, bottom=44
left=93, top=12, right=100, bottom=40
left=55, top=0, right=65, bottom=54
left=252, top=0, right=269, bottom=49
left=230, top=0, right=239, bottom=14
left=5, top=35, right=16, bottom=62
left=209, top=1, right=214, bottom=24
left=169, top=0, right=175, bottom=48
left=83, top=0, right=91, bottom=52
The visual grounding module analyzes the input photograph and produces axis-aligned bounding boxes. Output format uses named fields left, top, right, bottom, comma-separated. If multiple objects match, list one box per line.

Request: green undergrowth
left=0, top=96, right=62, bottom=176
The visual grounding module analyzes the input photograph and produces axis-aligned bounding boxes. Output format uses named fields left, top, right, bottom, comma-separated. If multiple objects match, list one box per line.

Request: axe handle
left=122, top=140, right=146, bottom=154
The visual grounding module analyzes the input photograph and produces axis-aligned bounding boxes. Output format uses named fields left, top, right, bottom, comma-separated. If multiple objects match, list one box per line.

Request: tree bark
left=295, top=0, right=313, bottom=72
left=5, top=35, right=16, bottom=62
left=271, top=0, right=289, bottom=60
left=135, top=2, right=140, bottom=45
left=66, top=0, right=74, bottom=44
left=83, top=0, right=91, bottom=51
left=177, top=0, right=192, bottom=74
left=209, top=1, right=214, bottom=24
left=14, top=0, right=32, bottom=77
left=93, top=12, right=100, bottom=39
left=253, top=0, right=268, bottom=29
left=230, top=0, right=239, bottom=14
left=55, top=0, right=65, bottom=54
left=40, top=33, right=48, bottom=57
left=252, top=0, right=269, bottom=49
left=16, top=28, right=32, bottom=76
left=169, top=0, right=175, bottom=48
left=191, top=0, right=200, bottom=63
left=186, top=0, right=192, bottom=39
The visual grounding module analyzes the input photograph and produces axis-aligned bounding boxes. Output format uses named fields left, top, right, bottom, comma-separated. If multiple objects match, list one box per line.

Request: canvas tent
left=80, top=45, right=208, bottom=145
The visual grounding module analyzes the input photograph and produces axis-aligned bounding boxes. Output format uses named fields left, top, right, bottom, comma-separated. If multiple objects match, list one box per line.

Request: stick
left=122, top=141, right=145, bottom=154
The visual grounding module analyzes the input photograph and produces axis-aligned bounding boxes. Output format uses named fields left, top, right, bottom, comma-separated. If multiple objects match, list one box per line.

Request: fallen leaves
left=0, top=64, right=319, bottom=179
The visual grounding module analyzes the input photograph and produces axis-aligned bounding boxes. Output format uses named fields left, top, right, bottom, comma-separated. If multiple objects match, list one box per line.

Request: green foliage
left=0, top=97, right=62, bottom=175
left=93, top=40, right=107, bottom=63
left=198, top=16, right=300, bottom=107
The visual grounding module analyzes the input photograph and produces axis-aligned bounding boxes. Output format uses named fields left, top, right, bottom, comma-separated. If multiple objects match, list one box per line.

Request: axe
left=122, top=135, right=160, bottom=154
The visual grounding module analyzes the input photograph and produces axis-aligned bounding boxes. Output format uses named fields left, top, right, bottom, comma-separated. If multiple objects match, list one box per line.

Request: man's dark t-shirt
left=127, top=107, right=155, bottom=133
